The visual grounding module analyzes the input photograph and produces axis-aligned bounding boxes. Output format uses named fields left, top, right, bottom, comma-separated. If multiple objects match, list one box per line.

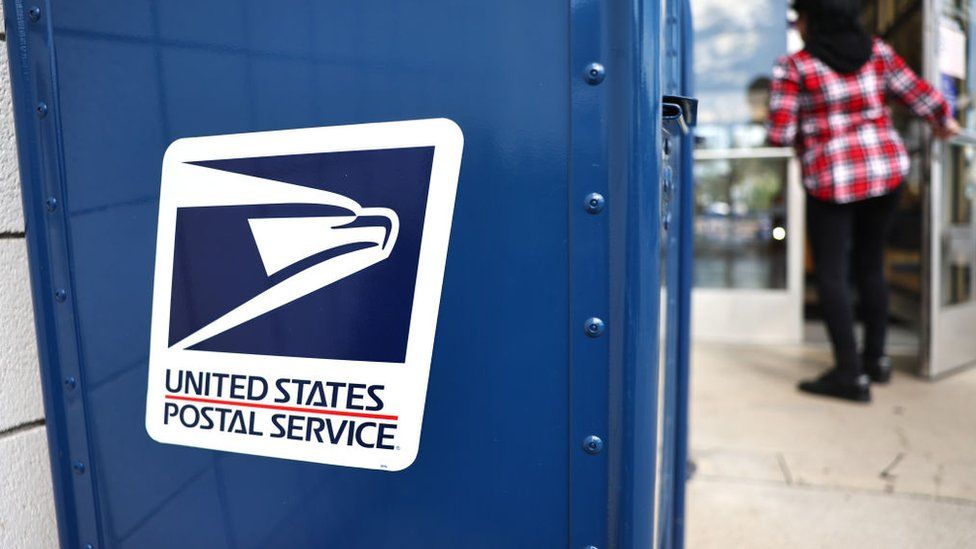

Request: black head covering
left=793, top=0, right=873, bottom=73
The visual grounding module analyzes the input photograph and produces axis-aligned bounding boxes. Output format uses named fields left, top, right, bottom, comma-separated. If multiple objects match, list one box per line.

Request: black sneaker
left=798, top=370, right=871, bottom=403
left=863, top=355, right=892, bottom=384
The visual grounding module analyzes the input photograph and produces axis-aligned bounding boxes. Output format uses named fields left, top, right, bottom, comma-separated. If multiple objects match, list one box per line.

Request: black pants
left=806, top=185, right=903, bottom=380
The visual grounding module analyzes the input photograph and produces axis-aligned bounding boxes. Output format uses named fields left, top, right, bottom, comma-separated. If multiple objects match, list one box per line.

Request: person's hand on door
left=934, top=118, right=962, bottom=140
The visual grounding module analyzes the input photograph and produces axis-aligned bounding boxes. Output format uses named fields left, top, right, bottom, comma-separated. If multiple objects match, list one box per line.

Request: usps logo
left=146, top=119, right=463, bottom=471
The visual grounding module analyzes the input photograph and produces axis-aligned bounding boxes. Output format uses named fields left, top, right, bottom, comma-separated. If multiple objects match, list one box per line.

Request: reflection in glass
left=694, top=157, right=789, bottom=289
left=691, top=0, right=793, bottom=291
left=692, top=0, right=790, bottom=148
left=942, top=143, right=976, bottom=306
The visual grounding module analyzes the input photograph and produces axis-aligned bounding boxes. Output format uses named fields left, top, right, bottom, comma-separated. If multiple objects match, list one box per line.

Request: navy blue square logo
left=168, top=147, right=434, bottom=363
left=147, top=120, right=463, bottom=471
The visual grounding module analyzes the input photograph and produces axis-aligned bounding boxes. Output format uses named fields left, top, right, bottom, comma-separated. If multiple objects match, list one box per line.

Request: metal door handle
left=662, top=95, right=698, bottom=134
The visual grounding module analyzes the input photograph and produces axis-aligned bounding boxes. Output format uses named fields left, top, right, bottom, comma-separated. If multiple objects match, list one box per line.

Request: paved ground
left=686, top=340, right=976, bottom=548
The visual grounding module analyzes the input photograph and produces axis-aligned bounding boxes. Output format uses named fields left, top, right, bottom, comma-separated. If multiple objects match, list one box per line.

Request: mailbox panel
left=3, top=0, right=685, bottom=547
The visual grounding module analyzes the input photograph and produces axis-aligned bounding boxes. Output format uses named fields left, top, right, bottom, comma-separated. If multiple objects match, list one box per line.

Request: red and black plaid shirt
left=768, top=38, right=951, bottom=203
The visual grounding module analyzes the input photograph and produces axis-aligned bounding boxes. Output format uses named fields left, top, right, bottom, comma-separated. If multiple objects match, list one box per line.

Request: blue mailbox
left=5, top=0, right=695, bottom=547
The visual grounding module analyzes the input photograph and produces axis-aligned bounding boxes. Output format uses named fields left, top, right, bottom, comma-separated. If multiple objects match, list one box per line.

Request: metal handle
left=662, top=95, right=698, bottom=134
left=948, top=129, right=976, bottom=146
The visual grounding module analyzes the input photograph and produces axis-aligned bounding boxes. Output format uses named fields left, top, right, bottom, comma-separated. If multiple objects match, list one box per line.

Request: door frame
left=921, top=0, right=976, bottom=377
left=922, top=130, right=976, bottom=377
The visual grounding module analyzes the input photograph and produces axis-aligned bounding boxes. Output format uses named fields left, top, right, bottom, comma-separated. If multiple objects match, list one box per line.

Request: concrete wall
left=0, top=1, right=59, bottom=546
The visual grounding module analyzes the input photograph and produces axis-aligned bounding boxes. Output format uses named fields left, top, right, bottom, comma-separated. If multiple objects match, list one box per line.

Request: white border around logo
left=145, top=118, right=463, bottom=471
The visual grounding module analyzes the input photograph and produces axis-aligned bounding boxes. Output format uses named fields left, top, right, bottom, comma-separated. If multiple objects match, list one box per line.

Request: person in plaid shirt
left=768, top=0, right=958, bottom=402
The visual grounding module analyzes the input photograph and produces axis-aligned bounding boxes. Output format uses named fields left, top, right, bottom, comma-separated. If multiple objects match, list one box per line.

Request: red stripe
left=164, top=394, right=398, bottom=421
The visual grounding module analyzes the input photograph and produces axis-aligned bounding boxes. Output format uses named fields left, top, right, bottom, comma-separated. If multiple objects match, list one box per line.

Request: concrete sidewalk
left=686, top=342, right=976, bottom=548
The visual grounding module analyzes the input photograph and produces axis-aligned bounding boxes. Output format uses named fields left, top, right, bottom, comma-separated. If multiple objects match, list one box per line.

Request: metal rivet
left=54, top=288, right=67, bottom=303
left=84, top=545, right=94, bottom=549
left=584, top=317, right=605, bottom=337
left=584, top=62, right=605, bottom=85
left=585, top=546, right=599, bottom=549
left=583, top=435, right=604, bottom=455
left=72, top=461, right=85, bottom=475
left=45, top=196, right=57, bottom=211
left=64, top=376, right=77, bottom=390
left=584, top=192, right=605, bottom=214
left=27, top=6, right=41, bottom=22
left=35, top=102, right=48, bottom=117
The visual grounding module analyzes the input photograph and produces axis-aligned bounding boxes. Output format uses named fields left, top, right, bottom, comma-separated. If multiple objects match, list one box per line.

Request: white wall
left=0, top=1, right=59, bottom=546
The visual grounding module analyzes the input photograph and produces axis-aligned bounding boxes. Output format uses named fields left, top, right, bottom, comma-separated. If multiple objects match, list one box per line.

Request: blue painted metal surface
left=657, top=0, right=697, bottom=545
left=671, top=1, right=697, bottom=546
left=4, top=0, right=693, bottom=546
left=568, top=1, right=611, bottom=546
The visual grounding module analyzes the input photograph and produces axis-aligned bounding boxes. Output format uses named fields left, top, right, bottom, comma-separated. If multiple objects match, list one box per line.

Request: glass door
left=924, top=0, right=976, bottom=376
left=691, top=0, right=805, bottom=343
left=927, top=135, right=976, bottom=376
